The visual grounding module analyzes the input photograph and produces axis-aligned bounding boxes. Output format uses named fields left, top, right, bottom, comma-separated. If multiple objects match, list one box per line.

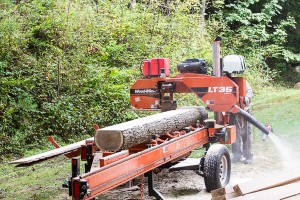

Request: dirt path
left=99, top=137, right=285, bottom=200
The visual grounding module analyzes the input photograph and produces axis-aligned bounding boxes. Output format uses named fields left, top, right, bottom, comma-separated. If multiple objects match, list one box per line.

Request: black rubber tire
left=203, top=144, right=231, bottom=192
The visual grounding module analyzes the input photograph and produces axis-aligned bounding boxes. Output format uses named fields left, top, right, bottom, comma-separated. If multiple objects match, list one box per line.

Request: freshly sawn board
left=233, top=168, right=300, bottom=196
left=95, top=107, right=208, bottom=151
left=10, top=138, right=93, bottom=166
left=231, top=181, right=300, bottom=200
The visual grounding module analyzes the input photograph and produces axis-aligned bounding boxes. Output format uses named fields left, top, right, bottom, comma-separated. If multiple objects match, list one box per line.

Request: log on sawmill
left=95, top=107, right=208, bottom=151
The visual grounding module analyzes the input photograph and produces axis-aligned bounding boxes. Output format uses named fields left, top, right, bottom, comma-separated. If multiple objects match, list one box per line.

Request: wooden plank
left=90, top=152, right=103, bottom=172
left=212, top=194, right=226, bottom=200
left=282, top=194, right=300, bottom=200
left=230, top=181, right=300, bottom=200
left=211, top=188, right=226, bottom=198
left=233, top=168, right=300, bottom=196
left=10, top=137, right=94, bottom=166
left=95, top=107, right=207, bottom=151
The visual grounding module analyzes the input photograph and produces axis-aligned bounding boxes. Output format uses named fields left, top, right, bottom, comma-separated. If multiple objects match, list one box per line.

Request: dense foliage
left=0, top=0, right=212, bottom=156
left=212, top=0, right=300, bottom=83
left=0, top=0, right=299, bottom=157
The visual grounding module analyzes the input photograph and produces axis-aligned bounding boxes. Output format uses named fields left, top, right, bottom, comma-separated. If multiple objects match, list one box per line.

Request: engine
left=177, top=58, right=207, bottom=74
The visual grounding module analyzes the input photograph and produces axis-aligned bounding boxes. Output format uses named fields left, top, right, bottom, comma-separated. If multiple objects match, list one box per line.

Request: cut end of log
left=95, top=130, right=124, bottom=151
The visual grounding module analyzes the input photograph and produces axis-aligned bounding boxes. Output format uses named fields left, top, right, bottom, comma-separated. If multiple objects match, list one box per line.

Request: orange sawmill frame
left=73, top=128, right=209, bottom=200
left=71, top=121, right=236, bottom=200
left=70, top=73, right=246, bottom=200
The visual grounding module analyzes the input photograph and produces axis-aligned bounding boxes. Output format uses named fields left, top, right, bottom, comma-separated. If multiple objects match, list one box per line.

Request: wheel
left=203, top=144, right=231, bottom=192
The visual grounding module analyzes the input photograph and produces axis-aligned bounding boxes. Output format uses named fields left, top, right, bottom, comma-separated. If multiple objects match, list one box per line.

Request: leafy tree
left=0, top=0, right=212, bottom=156
left=208, top=0, right=299, bottom=83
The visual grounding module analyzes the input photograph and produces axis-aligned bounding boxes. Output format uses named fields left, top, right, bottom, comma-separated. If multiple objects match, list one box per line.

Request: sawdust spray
left=268, top=133, right=300, bottom=169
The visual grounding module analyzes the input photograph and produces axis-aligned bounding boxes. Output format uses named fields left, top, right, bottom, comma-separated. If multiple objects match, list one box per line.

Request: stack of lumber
left=211, top=168, right=300, bottom=200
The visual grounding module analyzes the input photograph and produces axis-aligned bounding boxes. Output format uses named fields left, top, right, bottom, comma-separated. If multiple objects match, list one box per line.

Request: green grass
left=0, top=156, right=70, bottom=200
left=0, top=88, right=299, bottom=199
left=252, top=88, right=300, bottom=144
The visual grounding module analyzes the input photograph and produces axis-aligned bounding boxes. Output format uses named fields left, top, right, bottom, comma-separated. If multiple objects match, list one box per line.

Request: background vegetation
left=0, top=0, right=299, bottom=158
left=1, top=88, right=299, bottom=199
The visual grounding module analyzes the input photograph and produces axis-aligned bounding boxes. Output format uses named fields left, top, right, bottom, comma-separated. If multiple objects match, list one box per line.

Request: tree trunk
left=95, top=107, right=208, bottom=151
left=199, top=0, right=206, bottom=34
left=129, top=0, right=136, bottom=9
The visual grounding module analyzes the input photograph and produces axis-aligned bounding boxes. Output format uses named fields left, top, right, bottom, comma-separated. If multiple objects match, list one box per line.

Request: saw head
left=160, top=99, right=177, bottom=112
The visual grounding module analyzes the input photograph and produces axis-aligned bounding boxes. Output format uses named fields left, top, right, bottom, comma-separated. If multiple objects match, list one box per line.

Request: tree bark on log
left=95, top=107, right=208, bottom=151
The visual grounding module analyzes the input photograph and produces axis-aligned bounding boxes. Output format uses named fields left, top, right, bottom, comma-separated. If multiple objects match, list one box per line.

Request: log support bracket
left=148, top=170, right=165, bottom=200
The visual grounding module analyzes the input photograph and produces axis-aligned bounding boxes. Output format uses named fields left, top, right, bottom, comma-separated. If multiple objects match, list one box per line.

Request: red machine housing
left=130, top=73, right=247, bottom=114
left=143, top=58, right=170, bottom=77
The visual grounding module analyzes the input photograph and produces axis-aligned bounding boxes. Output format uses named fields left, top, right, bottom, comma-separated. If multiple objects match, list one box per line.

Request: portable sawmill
left=10, top=39, right=272, bottom=200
